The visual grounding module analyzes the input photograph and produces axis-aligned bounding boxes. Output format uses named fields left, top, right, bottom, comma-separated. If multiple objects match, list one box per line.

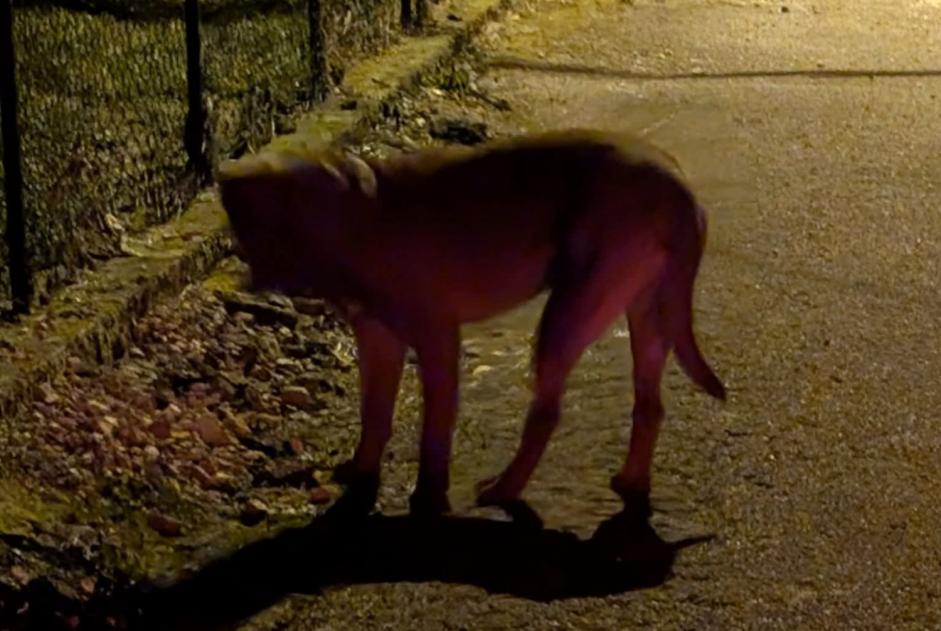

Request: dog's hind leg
left=476, top=246, right=668, bottom=509
left=609, top=291, right=670, bottom=518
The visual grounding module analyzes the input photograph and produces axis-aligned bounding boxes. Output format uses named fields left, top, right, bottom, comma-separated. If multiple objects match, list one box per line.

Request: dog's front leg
left=333, top=313, right=406, bottom=507
left=409, top=323, right=461, bottom=517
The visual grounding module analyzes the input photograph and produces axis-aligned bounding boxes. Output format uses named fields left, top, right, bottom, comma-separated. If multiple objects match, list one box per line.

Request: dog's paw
left=329, top=481, right=380, bottom=519
left=408, top=488, right=452, bottom=518
left=333, top=459, right=379, bottom=487
left=609, top=475, right=652, bottom=520
left=502, top=499, right=544, bottom=530
left=476, top=478, right=541, bottom=528
left=475, top=476, right=516, bottom=508
left=332, top=459, right=360, bottom=485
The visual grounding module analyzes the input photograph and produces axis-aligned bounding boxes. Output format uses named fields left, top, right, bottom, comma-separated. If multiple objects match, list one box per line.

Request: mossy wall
left=0, top=0, right=399, bottom=308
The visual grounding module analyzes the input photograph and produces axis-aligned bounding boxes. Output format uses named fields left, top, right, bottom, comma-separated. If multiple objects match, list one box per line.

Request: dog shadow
left=135, top=491, right=713, bottom=630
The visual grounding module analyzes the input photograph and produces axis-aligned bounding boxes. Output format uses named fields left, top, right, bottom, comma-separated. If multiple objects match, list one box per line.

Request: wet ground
left=230, top=0, right=941, bottom=629
left=6, top=0, right=941, bottom=628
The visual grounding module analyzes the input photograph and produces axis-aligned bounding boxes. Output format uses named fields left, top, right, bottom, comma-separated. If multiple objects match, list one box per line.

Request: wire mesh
left=202, top=0, right=318, bottom=162
left=0, top=135, right=9, bottom=307
left=12, top=1, right=192, bottom=302
left=2, top=0, right=400, bottom=310
left=321, top=0, right=398, bottom=84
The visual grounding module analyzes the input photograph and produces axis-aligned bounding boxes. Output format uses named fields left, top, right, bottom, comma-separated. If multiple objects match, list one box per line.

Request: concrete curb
left=0, top=0, right=517, bottom=422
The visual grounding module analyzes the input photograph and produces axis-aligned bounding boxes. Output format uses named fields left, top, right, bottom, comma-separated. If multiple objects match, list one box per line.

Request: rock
left=237, top=345, right=259, bottom=372
left=124, top=427, right=149, bottom=448
left=147, top=512, right=183, bottom=537
left=88, top=399, right=110, bottom=415
left=248, top=364, right=273, bottom=382
left=288, top=437, right=305, bottom=455
left=153, top=388, right=174, bottom=410
left=472, top=365, right=494, bottom=377
left=309, top=487, right=333, bottom=505
left=143, top=445, right=161, bottom=463
left=297, top=372, right=329, bottom=394
left=220, top=408, right=253, bottom=439
left=281, top=385, right=314, bottom=410
left=144, top=462, right=164, bottom=480
left=79, top=576, right=97, bottom=596
left=245, top=383, right=277, bottom=413
left=240, top=499, right=269, bottom=526
left=282, top=343, right=308, bottom=359
left=248, top=412, right=281, bottom=432
left=148, top=418, right=172, bottom=440
left=275, top=357, right=299, bottom=371
left=292, top=297, right=328, bottom=317
left=10, top=565, right=31, bottom=585
left=255, top=462, right=317, bottom=488
left=211, top=472, right=240, bottom=494
left=194, top=415, right=231, bottom=447
left=239, top=434, right=288, bottom=458
left=188, top=382, right=211, bottom=397
left=97, top=418, right=116, bottom=437
left=192, top=464, right=218, bottom=489
left=164, top=403, right=183, bottom=419
left=222, top=294, right=298, bottom=329
left=70, top=357, right=99, bottom=377
left=261, top=292, right=295, bottom=311
left=130, top=391, right=157, bottom=414
left=256, top=334, right=282, bottom=360
left=215, top=372, right=243, bottom=400
left=38, top=382, right=60, bottom=404
left=429, top=118, right=489, bottom=145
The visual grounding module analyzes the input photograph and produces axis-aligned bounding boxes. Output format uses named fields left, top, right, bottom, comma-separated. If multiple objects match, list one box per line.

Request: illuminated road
left=239, top=1, right=941, bottom=628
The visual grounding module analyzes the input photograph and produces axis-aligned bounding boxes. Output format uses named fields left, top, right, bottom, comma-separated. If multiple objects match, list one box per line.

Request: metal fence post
left=0, top=0, right=32, bottom=314
left=415, top=0, right=428, bottom=28
left=402, top=0, right=429, bottom=30
left=307, top=0, right=328, bottom=102
left=401, top=0, right=412, bottom=29
left=183, top=0, right=210, bottom=182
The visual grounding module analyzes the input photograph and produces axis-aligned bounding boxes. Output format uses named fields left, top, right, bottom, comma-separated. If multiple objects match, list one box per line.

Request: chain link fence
left=0, top=0, right=403, bottom=315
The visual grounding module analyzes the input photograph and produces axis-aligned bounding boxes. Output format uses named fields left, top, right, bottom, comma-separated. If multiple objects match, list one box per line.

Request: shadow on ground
left=0, top=490, right=712, bottom=629
left=127, top=491, right=712, bottom=630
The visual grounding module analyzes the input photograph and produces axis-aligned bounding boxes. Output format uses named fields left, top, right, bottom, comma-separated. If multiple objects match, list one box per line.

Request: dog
left=217, top=129, right=726, bottom=518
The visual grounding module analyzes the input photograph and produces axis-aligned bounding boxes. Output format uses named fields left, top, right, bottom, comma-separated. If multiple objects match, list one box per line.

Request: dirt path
left=224, top=1, right=941, bottom=629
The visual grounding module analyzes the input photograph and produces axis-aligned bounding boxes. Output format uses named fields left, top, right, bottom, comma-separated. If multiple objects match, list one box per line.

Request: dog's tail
left=659, top=202, right=726, bottom=400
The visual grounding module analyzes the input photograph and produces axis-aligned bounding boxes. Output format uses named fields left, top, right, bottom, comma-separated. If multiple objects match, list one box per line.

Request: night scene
left=0, top=0, right=938, bottom=629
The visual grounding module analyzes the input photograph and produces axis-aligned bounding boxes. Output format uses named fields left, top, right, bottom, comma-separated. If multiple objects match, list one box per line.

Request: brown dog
left=217, top=129, right=726, bottom=518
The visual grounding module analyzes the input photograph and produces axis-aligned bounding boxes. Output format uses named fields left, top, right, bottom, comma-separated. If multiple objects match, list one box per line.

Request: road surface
left=236, top=1, right=941, bottom=628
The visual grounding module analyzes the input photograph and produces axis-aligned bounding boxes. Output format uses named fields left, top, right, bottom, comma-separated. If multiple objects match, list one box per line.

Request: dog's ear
left=338, top=152, right=378, bottom=198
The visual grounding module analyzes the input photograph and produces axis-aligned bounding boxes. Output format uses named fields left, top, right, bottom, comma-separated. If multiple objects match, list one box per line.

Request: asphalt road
left=237, top=1, right=941, bottom=628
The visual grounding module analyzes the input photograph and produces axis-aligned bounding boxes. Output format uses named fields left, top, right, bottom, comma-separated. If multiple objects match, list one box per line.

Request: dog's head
left=217, top=148, right=378, bottom=295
